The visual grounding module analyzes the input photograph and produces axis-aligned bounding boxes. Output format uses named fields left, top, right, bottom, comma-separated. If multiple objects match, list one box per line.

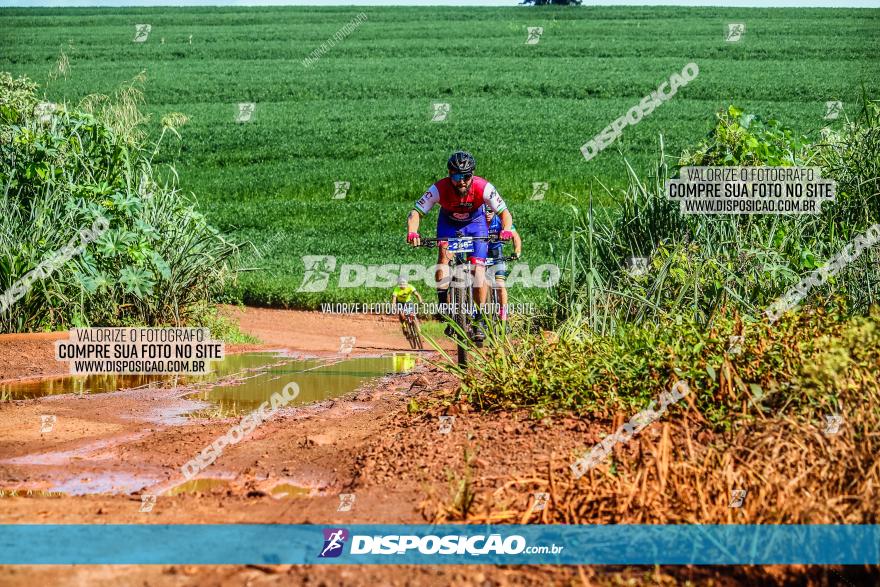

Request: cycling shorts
left=437, top=209, right=488, bottom=265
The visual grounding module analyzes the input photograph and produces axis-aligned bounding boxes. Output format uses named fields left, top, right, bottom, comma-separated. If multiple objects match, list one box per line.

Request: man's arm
left=408, top=186, right=439, bottom=246
left=499, top=209, right=513, bottom=232
left=415, top=290, right=424, bottom=303
left=483, top=182, right=513, bottom=232
left=512, top=229, right=522, bottom=257
left=407, top=210, right=421, bottom=246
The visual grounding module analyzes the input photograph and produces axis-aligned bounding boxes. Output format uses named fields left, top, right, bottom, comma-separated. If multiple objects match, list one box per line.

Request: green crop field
left=1, top=6, right=878, bottom=308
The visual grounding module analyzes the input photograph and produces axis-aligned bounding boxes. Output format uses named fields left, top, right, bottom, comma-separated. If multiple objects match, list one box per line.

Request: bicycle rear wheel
left=404, top=320, right=415, bottom=349
left=406, top=316, right=418, bottom=350
left=400, top=316, right=413, bottom=349
left=410, top=316, right=424, bottom=350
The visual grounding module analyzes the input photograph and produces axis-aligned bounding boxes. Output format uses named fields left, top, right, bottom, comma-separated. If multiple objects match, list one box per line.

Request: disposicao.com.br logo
left=319, top=528, right=350, bottom=558
left=318, top=528, right=564, bottom=557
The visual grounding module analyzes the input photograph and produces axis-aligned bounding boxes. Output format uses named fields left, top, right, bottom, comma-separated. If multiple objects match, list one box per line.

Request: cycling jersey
left=414, top=176, right=507, bottom=224
left=393, top=284, right=417, bottom=303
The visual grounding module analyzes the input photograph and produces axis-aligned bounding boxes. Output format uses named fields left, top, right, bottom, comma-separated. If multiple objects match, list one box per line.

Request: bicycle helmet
left=447, top=151, right=476, bottom=175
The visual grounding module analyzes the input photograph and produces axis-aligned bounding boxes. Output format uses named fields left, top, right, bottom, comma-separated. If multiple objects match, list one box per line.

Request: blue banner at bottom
left=1, top=524, right=878, bottom=565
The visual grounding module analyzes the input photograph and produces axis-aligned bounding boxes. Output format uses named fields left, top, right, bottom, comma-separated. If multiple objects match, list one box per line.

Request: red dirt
left=0, top=309, right=864, bottom=586
left=219, top=304, right=430, bottom=355
left=0, top=332, right=70, bottom=382
left=1, top=309, right=565, bottom=585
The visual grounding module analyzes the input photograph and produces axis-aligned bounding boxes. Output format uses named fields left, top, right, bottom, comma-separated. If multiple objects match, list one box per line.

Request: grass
left=417, top=318, right=448, bottom=343
left=1, top=6, right=877, bottom=308
left=456, top=95, right=880, bottom=415
left=460, top=304, right=874, bottom=420
left=197, top=305, right=260, bottom=345
left=435, top=86, right=880, bottom=539
left=0, top=73, right=238, bottom=332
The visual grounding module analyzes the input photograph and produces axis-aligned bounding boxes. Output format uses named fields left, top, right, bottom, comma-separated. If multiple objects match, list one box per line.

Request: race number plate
left=447, top=239, right=475, bottom=253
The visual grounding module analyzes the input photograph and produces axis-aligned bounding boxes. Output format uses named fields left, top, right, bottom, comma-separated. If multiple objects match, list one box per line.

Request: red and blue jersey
left=414, top=176, right=507, bottom=224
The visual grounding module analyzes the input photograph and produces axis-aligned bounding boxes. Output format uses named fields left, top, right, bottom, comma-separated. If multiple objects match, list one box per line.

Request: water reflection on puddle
left=190, top=354, right=418, bottom=417
left=0, top=351, right=417, bottom=417
left=166, top=479, right=311, bottom=499
left=0, top=352, right=286, bottom=400
left=271, top=483, right=310, bottom=498
left=167, top=478, right=230, bottom=496
left=49, top=472, right=159, bottom=496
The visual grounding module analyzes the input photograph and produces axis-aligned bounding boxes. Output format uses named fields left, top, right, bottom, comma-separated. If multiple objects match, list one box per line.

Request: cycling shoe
left=471, top=324, right=486, bottom=346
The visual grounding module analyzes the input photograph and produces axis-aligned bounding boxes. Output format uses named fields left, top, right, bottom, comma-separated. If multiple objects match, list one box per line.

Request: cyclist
left=406, top=151, right=514, bottom=341
left=391, top=276, right=423, bottom=334
left=483, top=207, right=522, bottom=321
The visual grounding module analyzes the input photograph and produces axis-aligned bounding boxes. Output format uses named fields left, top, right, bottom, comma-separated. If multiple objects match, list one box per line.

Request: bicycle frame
left=417, top=234, right=498, bottom=365
left=394, top=302, right=422, bottom=350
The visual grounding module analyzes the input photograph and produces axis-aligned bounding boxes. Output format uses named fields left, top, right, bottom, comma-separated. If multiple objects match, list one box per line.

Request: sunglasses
left=450, top=172, right=472, bottom=182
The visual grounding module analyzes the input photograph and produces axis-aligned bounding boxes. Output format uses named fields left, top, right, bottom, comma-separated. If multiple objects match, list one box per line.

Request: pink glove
left=407, top=232, right=420, bottom=245
left=500, top=230, right=514, bottom=241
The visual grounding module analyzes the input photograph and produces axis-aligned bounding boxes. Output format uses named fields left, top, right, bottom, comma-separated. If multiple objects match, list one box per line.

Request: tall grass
left=454, top=99, right=880, bottom=417
left=440, top=309, right=880, bottom=532
left=441, top=104, right=880, bottom=535
left=552, top=99, right=880, bottom=333
left=0, top=72, right=239, bottom=332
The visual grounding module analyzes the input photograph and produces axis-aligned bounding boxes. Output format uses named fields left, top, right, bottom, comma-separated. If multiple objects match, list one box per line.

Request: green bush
left=0, top=72, right=240, bottom=332
left=462, top=304, right=878, bottom=429
left=556, top=100, right=880, bottom=332
left=679, top=105, right=815, bottom=168
left=460, top=101, right=880, bottom=419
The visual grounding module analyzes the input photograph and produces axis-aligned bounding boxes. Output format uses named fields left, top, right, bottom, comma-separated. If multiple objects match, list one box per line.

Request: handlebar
left=486, top=255, right=520, bottom=265
left=416, top=235, right=500, bottom=248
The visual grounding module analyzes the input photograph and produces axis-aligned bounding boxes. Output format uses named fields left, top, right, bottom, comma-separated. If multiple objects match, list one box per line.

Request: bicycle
left=398, top=303, right=423, bottom=350
left=417, top=234, right=497, bottom=366
left=484, top=254, right=519, bottom=317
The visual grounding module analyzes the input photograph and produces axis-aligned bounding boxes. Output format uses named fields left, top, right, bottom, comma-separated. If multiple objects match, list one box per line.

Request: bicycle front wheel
left=451, top=285, right=468, bottom=366
left=411, top=316, right=424, bottom=350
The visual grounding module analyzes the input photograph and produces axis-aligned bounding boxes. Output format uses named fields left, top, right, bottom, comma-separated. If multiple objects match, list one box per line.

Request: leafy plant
left=443, top=446, right=477, bottom=520
left=679, top=105, right=815, bottom=168
left=0, top=73, right=240, bottom=332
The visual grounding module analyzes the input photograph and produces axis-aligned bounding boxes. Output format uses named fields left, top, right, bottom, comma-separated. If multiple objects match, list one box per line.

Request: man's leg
left=435, top=213, right=460, bottom=336
left=435, top=248, right=452, bottom=298
left=398, top=310, right=407, bottom=332
left=435, top=247, right=454, bottom=335
left=480, top=267, right=491, bottom=312
left=463, top=216, right=489, bottom=342
left=483, top=262, right=500, bottom=317
left=469, top=263, right=488, bottom=343
left=473, top=264, right=489, bottom=310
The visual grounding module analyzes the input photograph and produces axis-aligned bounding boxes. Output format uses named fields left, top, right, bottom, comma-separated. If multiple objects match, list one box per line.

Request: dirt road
left=0, top=308, right=584, bottom=585
left=0, top=309, right=851, bottom=586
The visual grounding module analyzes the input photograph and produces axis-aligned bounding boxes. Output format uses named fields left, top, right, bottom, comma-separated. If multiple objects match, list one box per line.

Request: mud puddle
left=188, top=354, right=418, bottom=417
left=50, top=471, right=163, bottom=496
left=0, top=352, right=287, bottom=400
left=166, top=478, right=313, bottom=499
left=0, top=353, right=417, bottom=413
left=0, top=352, right=418, bottom=498
left=167, top=478, right=231, bottom=496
